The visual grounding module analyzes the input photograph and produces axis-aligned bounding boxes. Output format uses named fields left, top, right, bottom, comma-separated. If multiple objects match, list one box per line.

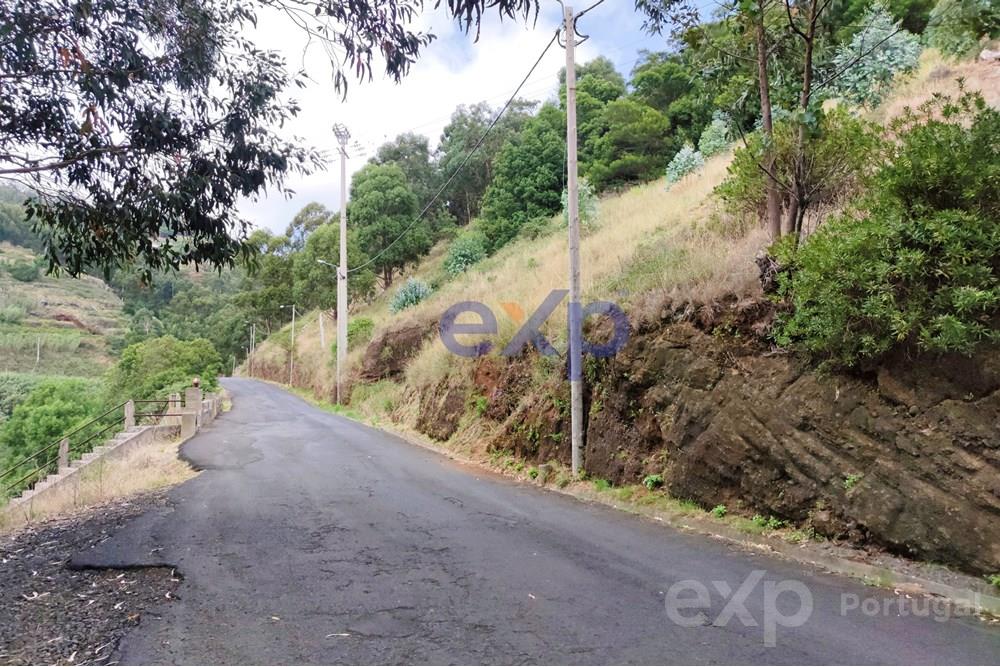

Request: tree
left=480, top=103, right=566, bottom=252
left=560, top=57, right=627, bottom=102
left=3, top=0, right=682, bottom=276
left=926, top=0, right=1000, bottom=56
left=105, top=336, right=222, bottom=402
left=436, top=100, right=535, bottom=226
left=235, top=230, right=294, bottom=332
left=0, top=379, right=100, bottom=468
left=1, top=0, right=318, bottom=277
left=292, top=223, right=376, bottom=309
left=586, top=98, right=674, bottom=190
left=828, top=0, right=935, bottom=36
left=717, top=107, right=883, bottom=231
left=832, top=2, right=921, bottom=107
left=349, top=163, right=426, bottom=287
left=373, top=133, right=454, bottom=235
left=285, top=203, right=332, bottom=251
left=630, top=52, right=691, bottom=114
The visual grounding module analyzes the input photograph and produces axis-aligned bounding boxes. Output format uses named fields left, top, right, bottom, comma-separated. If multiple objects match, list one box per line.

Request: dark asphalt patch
left=0, top=493, right=181, bottom=665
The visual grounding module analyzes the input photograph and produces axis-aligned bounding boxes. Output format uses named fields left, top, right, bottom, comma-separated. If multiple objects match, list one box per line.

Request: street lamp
left=279, top=304, right=296, bottom=386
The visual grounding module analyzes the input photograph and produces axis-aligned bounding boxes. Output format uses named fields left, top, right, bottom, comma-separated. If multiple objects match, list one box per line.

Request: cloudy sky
left=239, top=1, right=677, bottom=233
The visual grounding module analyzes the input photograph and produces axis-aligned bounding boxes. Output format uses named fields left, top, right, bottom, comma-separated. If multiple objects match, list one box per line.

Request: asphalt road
left=72, top=378, right=999, bottom=664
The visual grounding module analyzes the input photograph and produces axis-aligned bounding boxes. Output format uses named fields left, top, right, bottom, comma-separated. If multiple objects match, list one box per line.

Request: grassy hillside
left=250, top=49, right=998, bottom=413
left=0, top=243, right=125, bottom=377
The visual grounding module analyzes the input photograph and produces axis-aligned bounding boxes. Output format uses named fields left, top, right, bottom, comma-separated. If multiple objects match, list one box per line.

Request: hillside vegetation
left=246, top=50, right=1000, bottom=575
left=0, top=243, right=125, bottom=377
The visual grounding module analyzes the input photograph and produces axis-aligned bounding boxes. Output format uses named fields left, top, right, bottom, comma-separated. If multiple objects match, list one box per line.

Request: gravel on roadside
left=0, top=492, right=180, bottom=666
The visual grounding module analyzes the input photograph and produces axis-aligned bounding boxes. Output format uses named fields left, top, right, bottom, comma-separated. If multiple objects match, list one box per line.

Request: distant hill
left=0, top=243, right=125, bottom=377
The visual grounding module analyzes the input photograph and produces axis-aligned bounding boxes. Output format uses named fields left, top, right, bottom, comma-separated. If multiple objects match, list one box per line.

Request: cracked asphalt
left=70, top=378, right=1000, bottom=664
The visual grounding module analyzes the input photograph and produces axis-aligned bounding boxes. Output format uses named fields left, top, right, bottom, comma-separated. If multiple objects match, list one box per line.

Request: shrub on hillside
left=560, top=178, right=599, bottom=228
left=331, top=317, right=376, bottom=358
left=0, top=378, right=101, bottom=469
left=443, top=231, right=488, bottom=277
left=775, top=90, right=1000, bottom=367
left=697, top=114, right=731, bottom=157
left=518, top=216, right=556, bottom=241
left=389, top=278, right=431, bottom=313
left=0, top=303, right=27, bottom=324
left=716, top=108, right=882, bottom=229
left=926, top=0, right=1000, bottom=57
left=5, top=259, right=40, bottom=282
left=105, top=335, right=222, bottom=403
left=832, top=2, right=922, bottom=107
left=665, top=144, right=704, bottom=183
left=0, top=373, right=41, bottom=422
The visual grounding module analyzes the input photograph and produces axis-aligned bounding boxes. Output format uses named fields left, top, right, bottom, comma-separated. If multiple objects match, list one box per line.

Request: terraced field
left=0, top=243, right=125, bottom=377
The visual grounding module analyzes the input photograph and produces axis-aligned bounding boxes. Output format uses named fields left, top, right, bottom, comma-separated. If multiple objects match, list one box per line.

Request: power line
left=349, top=28, right=562, bottom=275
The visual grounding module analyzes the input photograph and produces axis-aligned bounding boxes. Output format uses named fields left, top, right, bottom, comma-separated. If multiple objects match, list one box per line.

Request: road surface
left=73, top=378, right=1000, bottom=664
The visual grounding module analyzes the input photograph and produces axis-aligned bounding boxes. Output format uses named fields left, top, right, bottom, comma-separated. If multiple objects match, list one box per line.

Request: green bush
left=517, top=216, right=556, bottom=241
left=105, top=335, right=222, bottom=403
left=332, top=317, right=376, bottom=357
left=0, top=372, right=41, bottom=422
left=0, top=378, right=101, bottom=474
left=775, top=91, right=1000, bottom=367
left=560, top=177, right=599, bottom=228
left=832, top=2, right=922, bottom=107
left=348, top=317, right=375, bottom=347
left=665, top=144, right=704, bottom=183
left=389, top=278, right=431, bottom=313
left=926, top=0, right=1000, bottom=57
left=716, top=107, right=882, bottom=229
left=443, top=231, right=488, bottom=277
left=642, top=473, right=664, bottom=490
left=697, top=114, right=731, bottom=157
left=5, top=259, right=40, bottom=282
left=0, top=303, right=27, bottom=324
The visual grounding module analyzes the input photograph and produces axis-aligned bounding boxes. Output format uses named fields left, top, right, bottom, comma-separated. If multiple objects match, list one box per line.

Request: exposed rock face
left=359, top=321, right=434, bottom=380
left=488, top=319, right=1000, bottom=574
left=415, top=376, right=469, bottom=441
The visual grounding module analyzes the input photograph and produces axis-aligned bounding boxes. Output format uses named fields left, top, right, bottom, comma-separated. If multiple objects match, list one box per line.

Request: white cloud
left=238, top=2, right=667, bottom=233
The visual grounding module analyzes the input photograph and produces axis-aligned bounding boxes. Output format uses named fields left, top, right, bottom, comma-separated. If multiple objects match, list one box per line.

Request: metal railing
left=0, top=397, right=180, bottom=500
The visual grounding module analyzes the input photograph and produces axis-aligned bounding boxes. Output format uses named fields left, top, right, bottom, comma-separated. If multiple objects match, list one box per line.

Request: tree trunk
left=787, top=0, right=819, bottom=242
left=755, top=9, right=782, bottom=242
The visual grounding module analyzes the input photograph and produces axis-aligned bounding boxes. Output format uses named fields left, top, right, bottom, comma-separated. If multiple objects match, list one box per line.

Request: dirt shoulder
left=0, top=492, right=181, bottom=666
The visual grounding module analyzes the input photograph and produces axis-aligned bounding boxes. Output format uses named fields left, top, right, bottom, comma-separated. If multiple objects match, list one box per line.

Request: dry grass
left=392, top=154, right=763, bottom=386
left=246, top=152, right=768, bottom=389
left=877, top=49, right=1000, bottom=122
left=0, top=436, right=196, bottom=532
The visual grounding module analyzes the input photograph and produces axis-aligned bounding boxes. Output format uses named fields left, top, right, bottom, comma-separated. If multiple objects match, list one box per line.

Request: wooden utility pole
left=333, top=124, right=350, bottom=405
left=564, top=4, right=583, bottom=478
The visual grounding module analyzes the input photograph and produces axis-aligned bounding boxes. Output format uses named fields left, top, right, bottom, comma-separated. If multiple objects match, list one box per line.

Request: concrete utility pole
left=333, top=123, right=350, bottom=405
left=248, top=322, right=256, bottom=378
left=564, top=4, right=583, bottom=478
left=280, top=304, right=297, bottom=385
